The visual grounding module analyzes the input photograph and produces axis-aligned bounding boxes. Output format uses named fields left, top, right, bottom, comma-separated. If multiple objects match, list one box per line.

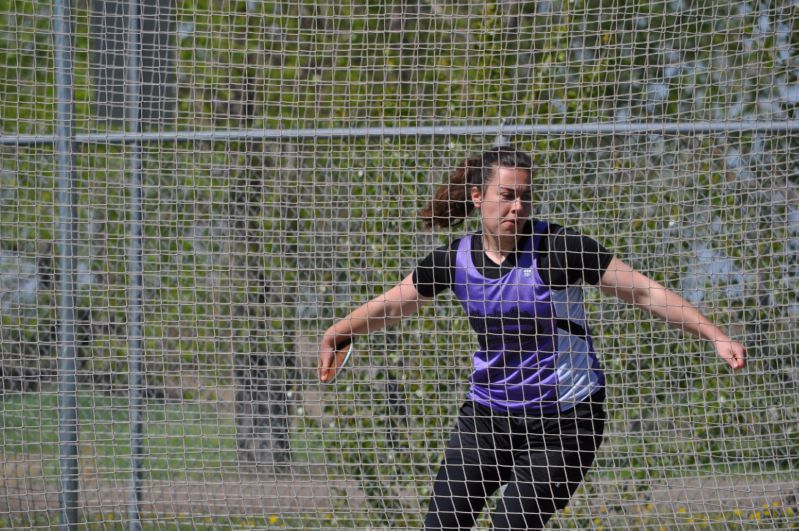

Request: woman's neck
left=481, top=233, right=518, bottom=264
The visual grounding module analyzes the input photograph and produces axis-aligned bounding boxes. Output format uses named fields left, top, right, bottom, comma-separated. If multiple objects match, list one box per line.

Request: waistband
left=469, top=388, right=606, bottom=419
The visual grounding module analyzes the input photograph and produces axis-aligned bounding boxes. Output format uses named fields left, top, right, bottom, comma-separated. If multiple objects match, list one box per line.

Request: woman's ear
left=470, top=186, right=482, bottom=209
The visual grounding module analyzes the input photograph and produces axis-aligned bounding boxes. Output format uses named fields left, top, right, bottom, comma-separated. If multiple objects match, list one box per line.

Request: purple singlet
left=451, top=220, right=604, bottom=413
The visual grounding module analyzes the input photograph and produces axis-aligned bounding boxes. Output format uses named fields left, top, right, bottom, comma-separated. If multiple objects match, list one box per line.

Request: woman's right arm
left=317, top=272, right=432, bottom=382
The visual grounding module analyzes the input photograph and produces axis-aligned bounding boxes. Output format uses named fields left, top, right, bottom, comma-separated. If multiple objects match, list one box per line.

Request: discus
left=327, top=339, right=353, bottom=383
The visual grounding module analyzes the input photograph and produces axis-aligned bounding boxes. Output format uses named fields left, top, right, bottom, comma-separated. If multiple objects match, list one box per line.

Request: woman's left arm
left=597, top=257, right=746, bottom=371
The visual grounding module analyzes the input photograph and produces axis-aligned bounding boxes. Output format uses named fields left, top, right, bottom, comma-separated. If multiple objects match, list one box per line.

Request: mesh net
left=1, top=0, right=798, bottom=529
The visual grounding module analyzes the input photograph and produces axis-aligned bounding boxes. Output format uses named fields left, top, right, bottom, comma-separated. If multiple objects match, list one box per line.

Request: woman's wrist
left=323, top=327, right=346, bottom=347
left=327, top=322, right=357, bottom=348
left=698, top=322, right=730, bottom=343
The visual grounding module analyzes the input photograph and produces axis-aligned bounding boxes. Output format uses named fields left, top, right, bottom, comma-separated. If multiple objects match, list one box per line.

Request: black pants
left=423, top=395, right=605, bottom=530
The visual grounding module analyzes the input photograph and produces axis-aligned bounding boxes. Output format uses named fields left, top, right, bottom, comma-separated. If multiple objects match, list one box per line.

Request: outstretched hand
left=715, top=339, right=746, bottom=371
left=317, top=336, right=337, bottom=383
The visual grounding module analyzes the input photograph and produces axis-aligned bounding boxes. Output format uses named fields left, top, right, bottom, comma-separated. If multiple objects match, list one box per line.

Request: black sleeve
left=412, top=240, right=458, bottom=298
left=548, top=227, right=614, bottom=286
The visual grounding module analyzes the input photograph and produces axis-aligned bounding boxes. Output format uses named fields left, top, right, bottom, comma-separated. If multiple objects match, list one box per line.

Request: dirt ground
left=2, top=457, right=796, bottom=520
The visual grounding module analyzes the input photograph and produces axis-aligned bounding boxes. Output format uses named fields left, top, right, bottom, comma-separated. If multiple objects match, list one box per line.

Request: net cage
left=1, top=0, right=798, bottom=529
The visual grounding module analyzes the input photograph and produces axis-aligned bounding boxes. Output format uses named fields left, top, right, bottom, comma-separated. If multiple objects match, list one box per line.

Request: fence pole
left=126, top=0, right=144, bottom=530
left=53, top=0, right=79, bottom=528
left=4, top=120, right=799, bottom=147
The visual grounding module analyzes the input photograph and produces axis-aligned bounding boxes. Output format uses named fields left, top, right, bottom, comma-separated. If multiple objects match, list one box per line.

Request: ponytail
left=418, top=156, right=481, bottom=229
left=419, top=146, right=533, bottom=230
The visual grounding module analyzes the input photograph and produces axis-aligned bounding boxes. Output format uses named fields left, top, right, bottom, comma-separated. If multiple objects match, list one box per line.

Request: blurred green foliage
left=1, top=0, right=798, bottom=527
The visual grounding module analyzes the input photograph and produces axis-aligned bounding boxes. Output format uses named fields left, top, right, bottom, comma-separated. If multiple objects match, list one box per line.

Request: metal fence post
left=53, top=0, right=79, bottom=528
left=126, top=0, right=145, bottom=530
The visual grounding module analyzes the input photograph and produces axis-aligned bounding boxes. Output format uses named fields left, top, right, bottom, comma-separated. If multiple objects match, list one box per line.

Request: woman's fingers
left=718, top=340, right=746, bottom=371
left=318, top=348, right=335, bottom=382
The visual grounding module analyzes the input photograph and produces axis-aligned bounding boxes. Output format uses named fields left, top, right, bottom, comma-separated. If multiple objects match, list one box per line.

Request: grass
left=4, top=506, right=797, bottom=531
left=0, top=512, right=296, bottom=530
left=0, top=390, right=323, bottom=482
left=550, top=502, right=799, bottom=530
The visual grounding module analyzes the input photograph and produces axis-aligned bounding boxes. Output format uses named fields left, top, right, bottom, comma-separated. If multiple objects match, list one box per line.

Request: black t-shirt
left=413, top=219, right=614, bottom=298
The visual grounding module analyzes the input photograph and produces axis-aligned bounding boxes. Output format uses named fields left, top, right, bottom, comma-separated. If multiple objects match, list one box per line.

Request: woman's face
left=470, top=166, right=533, bottom=238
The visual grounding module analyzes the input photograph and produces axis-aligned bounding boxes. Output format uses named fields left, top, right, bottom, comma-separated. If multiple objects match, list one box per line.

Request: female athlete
left=318, top=146, right=746, bottom=530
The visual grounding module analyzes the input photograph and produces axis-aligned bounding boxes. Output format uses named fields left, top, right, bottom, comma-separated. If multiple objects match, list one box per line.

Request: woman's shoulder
left=536, top=219, right=598, bottom=241
left=417, top=236, right=462, bottom=266
left=534, top=220, right=610, bottom=260
left=534, top=218, right=577, bottom=235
